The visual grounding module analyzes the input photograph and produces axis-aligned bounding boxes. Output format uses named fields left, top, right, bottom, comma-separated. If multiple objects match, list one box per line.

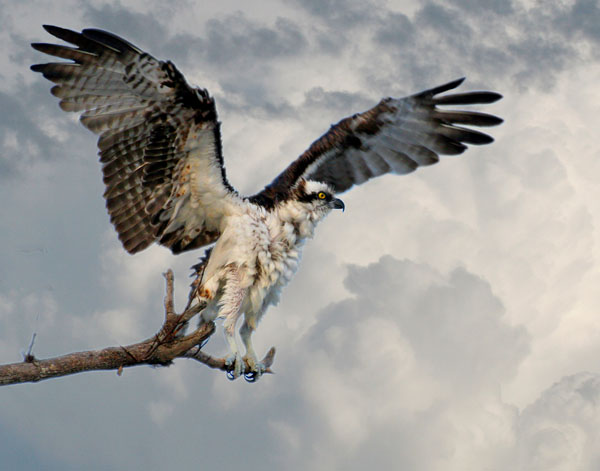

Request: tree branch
left=0, top=269, right=276, bottom=386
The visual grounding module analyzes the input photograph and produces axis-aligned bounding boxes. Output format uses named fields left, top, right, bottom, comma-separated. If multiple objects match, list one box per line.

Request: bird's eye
left=317, top=192, right=327, bottom=200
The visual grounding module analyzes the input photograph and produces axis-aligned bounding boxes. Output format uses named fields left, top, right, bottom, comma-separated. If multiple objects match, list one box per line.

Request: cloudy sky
left=1, top=0, right=600, bottom=469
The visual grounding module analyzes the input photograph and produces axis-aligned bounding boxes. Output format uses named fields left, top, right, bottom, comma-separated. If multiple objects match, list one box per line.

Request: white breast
left=246, top=214, right=305, bottom=312
left=199, top=200, right=319, bottom=318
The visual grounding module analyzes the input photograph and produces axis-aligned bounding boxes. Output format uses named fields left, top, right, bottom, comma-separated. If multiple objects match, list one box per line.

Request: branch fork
left=0, top=269, right=275, bottom=386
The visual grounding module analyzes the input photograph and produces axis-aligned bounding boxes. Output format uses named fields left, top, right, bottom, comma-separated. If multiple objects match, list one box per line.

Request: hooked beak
left=330, top=198, right=345, bottom=212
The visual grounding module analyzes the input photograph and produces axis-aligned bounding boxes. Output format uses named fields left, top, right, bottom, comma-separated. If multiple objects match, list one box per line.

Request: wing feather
left=32, top=25, right=237, bottom=254
left=251, top=77, right=502, bottom=200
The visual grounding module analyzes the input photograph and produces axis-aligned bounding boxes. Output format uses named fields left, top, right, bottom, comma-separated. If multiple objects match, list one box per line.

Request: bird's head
left=292, top=179, right=345, bottom=218
left=274, top=180, right=344, bottom=240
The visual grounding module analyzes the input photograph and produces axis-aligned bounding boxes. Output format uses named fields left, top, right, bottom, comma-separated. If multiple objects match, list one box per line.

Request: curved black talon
left=226, top=370, right=237, bottom=381
left=244, top=372, right=258, bottom=383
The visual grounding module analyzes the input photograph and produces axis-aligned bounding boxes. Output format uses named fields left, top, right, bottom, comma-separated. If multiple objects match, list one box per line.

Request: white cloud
left=517, top=372, right=600, bottom=471
left=147, top=400, right=175, bottom=425
left=279, top=256, right=526, bottom=470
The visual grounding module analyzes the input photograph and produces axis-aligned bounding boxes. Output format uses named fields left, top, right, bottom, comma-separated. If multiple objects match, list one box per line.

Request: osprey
left=32, top=25, right=502, bottom=380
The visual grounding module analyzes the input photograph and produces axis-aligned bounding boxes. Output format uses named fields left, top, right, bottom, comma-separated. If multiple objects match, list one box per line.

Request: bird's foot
left=225, top=352, right=245, bottom=380
left=242, top=353, right=265, bottom=383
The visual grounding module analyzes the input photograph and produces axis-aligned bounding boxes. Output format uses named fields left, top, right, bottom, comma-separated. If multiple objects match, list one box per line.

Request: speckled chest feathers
left=198, top=180, right=338, bottom=322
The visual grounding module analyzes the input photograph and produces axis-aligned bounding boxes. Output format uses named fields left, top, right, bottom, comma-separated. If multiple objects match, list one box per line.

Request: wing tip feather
left=418, top=78, right=503, bottom=105
left=417, top=77, right=466, bottom=98
left=42, top=24, right=74, bottom=40
left=468, top=134, right=494, bottom=145
left=42, top=24, right=60, bottom=34
left=82, top=28, right=143, bottom=54
left=483, top=114, right=504, bottom=125
left=484, top=91, right=503, bottom=103
left=30, top=43, right=49, bottom=54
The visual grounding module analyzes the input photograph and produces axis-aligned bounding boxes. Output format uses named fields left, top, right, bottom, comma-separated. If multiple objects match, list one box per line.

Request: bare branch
left=0, top=269, right=277, bottom=386
left=163, top=269, right=176, bottom=320
left=24, top=332, right=37, bottom=363
left=0, top=323, right=214, bottom=386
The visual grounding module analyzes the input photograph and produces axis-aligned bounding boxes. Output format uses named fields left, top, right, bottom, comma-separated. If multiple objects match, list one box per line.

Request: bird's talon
left=244, top=372, right=258, bottom=383
left=225, top=353, right=244, bottom=379
left=242, top=354, right=265, bottom=382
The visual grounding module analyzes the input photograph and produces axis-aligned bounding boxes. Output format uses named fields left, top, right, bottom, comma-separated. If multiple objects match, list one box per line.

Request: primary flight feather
left=32, top=25, right=502, bottom=380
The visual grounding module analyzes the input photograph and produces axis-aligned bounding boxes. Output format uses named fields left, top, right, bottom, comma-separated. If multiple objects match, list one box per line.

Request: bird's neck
left=274, top=200, right=324, bottom=241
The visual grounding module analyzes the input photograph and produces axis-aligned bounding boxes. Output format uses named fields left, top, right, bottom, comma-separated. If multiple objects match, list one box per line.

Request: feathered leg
left=240, top=310, right=266, bottom=380
left=219, top=267, right=246, bottom=379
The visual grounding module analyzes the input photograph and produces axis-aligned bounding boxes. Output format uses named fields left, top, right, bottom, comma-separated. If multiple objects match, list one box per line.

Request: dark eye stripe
left=297, top=191, right=331, bottom=203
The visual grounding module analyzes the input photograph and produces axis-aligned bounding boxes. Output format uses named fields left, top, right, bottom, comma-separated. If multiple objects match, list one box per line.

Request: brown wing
left=31, top=25, right=237, bottom=254
left=251, top=78, right=502, bottom=205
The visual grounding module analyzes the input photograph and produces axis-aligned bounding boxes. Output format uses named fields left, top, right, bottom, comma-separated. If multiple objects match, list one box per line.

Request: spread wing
left=31, top=25, right=237, bottom=254
left=251, top=78, right=502, bottom=204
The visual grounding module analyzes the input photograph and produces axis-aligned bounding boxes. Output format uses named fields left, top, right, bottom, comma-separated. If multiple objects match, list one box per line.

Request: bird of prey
left=31, top=25, right=502, bottom=381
